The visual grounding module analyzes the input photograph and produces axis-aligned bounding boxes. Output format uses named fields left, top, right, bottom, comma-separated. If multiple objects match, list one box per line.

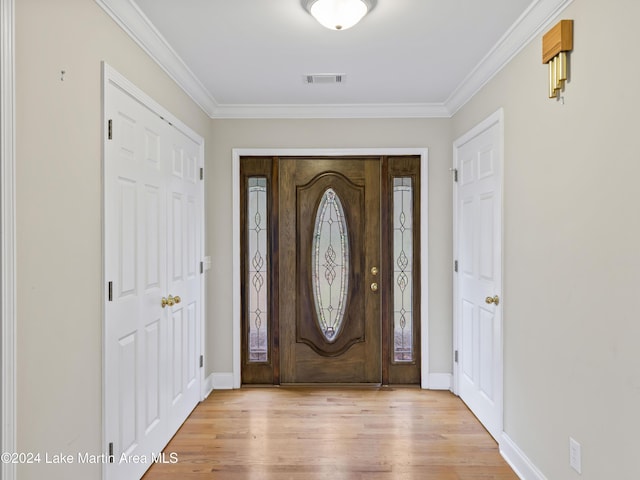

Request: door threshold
left=280, top=383, right=383, bottom=388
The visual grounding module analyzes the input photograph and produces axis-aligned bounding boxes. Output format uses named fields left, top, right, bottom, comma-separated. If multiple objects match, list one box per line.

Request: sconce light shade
left=302, top=0, right=377, bottom=30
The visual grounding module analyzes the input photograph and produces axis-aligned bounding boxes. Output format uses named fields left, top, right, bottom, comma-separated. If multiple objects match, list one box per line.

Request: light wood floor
left=142, top=387, right=519, bottom=480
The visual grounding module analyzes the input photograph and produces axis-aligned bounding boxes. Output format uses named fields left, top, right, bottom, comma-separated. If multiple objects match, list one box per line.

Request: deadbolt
left=371, top=266, right=379, bottom=276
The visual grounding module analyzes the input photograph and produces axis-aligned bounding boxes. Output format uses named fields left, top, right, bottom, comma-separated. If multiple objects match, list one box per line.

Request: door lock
left=370, top=282, right=379, bottom=292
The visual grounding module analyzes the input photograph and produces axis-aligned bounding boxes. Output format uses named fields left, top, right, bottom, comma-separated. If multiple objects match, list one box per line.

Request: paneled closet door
left=165, top=126, right=202, bottom=434
left=104, top=85, right=170, bottom=480
left=104, top=79, right=202, bottom=480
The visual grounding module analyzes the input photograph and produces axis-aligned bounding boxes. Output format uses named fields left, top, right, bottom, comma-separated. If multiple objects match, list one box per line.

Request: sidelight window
left=247, top=178, right=268, bottom=362
left=393, top=177, right=414, bottom=362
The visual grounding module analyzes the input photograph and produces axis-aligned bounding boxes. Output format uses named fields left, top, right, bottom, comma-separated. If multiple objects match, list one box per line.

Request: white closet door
left=104, top=85, right=170, bottom=480
left=165, top=126, right=202, bottom=433
left=104, top=76, right=203, bottom=480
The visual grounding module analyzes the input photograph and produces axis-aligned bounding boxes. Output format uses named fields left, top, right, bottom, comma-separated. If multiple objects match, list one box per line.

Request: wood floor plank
left=142, top=388, right=518, bottom=480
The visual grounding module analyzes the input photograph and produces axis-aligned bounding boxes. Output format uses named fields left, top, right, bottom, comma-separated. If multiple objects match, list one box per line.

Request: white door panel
left=454, top=110, right=503, bottom=442
left=166, top=129, right=201, bottom=432
left=105, top=76, right=202, bottom=480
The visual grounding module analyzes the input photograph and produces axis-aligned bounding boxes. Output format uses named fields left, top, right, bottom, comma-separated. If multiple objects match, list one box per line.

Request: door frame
left=232, top=148, right=429, bottom=388
left=452, top=108, right=504, bottom=431
left=102, top=63, right=206, bottom=478
left=1, top=0, right=17, bottom=478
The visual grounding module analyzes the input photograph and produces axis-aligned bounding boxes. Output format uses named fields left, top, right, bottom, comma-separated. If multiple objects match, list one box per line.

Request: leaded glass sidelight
left=247, top=178, right=268, bottom=362
left=312, top=188, right=349, bottom=342
left=393, top=178, right=414, bottom=362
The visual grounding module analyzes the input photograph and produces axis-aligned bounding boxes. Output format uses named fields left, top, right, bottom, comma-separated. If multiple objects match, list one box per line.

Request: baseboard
left=209, top=372, right=235, bottom=390
left=427, top=373, right=452, bottom=390
left=500, top=433, right=548, bottom=480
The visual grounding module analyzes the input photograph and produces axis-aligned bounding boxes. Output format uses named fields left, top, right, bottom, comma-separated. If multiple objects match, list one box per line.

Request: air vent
left=304, top=74, right=346, bottom=84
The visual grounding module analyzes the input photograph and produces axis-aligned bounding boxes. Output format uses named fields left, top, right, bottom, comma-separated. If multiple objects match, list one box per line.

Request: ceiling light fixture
left=301, top=0, right=377, bottom=31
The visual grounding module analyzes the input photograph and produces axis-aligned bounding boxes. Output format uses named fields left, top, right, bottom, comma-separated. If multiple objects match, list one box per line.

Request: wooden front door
left=280, top=157, right=381, bottom=383
left=240, top=155, right=421, bottom=385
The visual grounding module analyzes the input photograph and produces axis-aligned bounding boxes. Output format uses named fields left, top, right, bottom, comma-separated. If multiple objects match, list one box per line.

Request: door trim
left=452, top=108, right=504, bottom=433
left=233, top=148, right=429, bottom=388
left=1, top=0, right=17, bottom=478
left=102, top=63, right=206, bottom=478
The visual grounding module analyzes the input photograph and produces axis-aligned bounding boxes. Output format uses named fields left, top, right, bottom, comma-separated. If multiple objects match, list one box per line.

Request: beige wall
left=452, top=0, right=640, bottom=478
left=15, top=1, right=211, bottom=479
left=207, top=119, right=454, bottom=375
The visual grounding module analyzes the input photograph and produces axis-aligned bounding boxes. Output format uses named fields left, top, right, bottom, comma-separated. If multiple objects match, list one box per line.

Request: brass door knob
left=370, top=266, right=379, bottom=276
left=370, top=282, right=379, bottom=292
left=162, top=295, right=180, bottom=308
left=485, top=295, right=500, bottom=306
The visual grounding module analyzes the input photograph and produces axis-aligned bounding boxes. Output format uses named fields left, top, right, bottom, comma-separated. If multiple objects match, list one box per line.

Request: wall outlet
left=569, top=437, right=582, bottom=474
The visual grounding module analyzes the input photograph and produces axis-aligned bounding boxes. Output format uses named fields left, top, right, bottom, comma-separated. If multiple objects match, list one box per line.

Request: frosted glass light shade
left=303, top=0, right=375, bottom=31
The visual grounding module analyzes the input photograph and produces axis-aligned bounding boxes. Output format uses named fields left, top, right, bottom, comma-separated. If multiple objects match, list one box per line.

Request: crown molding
left=445, top=0, right=574, bottom=115
left=96, top=0, right=573, bottom=119
left=211, top=102, right=451, bottom=119
left=95, top=0, right=218, bottom=117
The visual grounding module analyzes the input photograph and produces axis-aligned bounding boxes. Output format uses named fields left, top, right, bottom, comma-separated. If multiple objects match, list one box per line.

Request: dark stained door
left=279, top=157, right=381, bottom=383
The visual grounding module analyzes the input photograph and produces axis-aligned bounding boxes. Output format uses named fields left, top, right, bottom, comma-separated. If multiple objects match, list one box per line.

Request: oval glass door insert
left=312, top=188, right=350, bottom=342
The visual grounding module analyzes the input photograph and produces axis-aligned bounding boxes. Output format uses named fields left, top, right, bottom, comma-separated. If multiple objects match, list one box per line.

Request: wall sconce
left=542, top=20, right=573, bottom=99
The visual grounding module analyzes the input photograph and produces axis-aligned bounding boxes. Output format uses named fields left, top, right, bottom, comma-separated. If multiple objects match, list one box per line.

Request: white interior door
left=104, top=68, right=203, bottom=480
left=454, top=110, right=503, bottom=442
left=165, top=127, right=202, bottom=433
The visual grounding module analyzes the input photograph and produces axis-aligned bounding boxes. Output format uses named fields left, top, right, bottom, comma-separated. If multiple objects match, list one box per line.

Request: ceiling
left=98, top=0, right=572, bottom=118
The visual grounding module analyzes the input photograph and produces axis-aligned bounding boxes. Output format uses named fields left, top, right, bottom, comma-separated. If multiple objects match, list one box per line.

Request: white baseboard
left=202, top=374, right=215, bottom=398
left=500, top=433, right=548, bottom=480
left=208, top=372, right=235, bottom=390
left=427, top=373, right=452, bottom=390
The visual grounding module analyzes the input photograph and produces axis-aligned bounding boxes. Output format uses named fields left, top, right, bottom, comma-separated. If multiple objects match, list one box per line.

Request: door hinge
left=200, top=261, right=204, bottom=274
left=454, top=260, right=458, bottom=273
left=450, top=167, right=458, bottom=182
left=107, top=281, right=113, bottom=302
left=200, top=167, right=204, bottom=180
left=108, top=442, right=114, bottom=463
left=454, top=350, right=459, bottom=363
left=107, top=119, right=112, bottom=140
left=199, top=355, right=204, bottom=368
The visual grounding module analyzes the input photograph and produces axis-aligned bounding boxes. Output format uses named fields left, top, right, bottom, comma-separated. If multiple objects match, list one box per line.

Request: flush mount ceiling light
left=301, top=0, right=377, bottom=31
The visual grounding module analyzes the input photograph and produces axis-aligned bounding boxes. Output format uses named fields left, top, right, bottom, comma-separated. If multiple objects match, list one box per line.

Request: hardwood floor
left=142, top=387, right=519, bottom=480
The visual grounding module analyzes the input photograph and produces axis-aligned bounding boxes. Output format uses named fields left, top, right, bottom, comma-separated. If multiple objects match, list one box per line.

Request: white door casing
left=453, top=109, right=504, bottom=442
left=103, top=64, right=204, bottom=480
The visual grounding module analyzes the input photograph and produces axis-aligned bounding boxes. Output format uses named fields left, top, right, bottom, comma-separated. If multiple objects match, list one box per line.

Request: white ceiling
left=98, top=0, right=572, bottom=118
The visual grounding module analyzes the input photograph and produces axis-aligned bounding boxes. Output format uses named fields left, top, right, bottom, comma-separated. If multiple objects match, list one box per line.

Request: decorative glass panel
left=248, top=178, right=268, bottom=362
left=393, top=178, right=414, bottom=362
left=312, top=188, right=349, bottom=342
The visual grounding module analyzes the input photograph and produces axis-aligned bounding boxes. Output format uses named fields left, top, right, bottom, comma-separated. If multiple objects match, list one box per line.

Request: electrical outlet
left=569, top=437, right=582, bottom=474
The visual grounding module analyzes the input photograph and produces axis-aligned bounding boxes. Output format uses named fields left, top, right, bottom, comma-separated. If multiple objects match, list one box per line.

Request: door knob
left=485, top=295, right=500, bottom=306
left=161, top=295, right=181, bottom=308
left=370, top=266, right=379, bottom=276
left=370, top=282, right=379, bottom=292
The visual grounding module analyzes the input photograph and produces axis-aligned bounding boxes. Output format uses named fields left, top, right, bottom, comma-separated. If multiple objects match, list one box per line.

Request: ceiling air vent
left=304, top=74, right=346, bottom=84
